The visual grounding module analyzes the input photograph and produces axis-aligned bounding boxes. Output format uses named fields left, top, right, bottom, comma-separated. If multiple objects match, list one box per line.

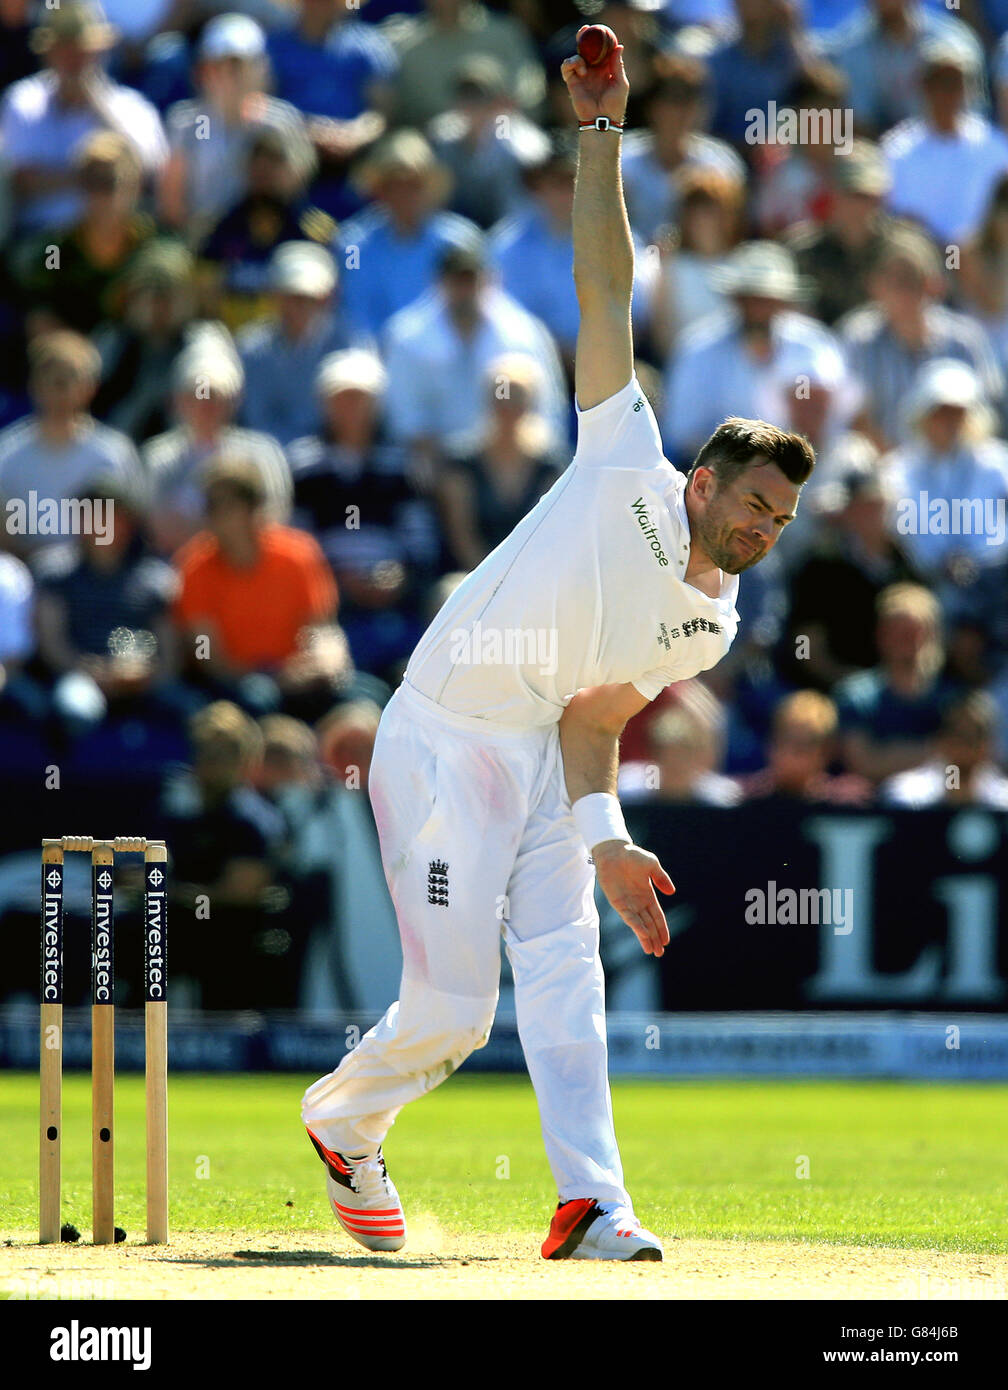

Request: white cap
left=172, top=325, right=244, bottom=396
left=198, top=13, right=266, bottom=61
left=711, top=241, right=807, bottom=302
left=270, top=241, right=337, bottom=298
left=906, top=357, right=981, bottom=421
left=316, top=348, right=387, bottom=398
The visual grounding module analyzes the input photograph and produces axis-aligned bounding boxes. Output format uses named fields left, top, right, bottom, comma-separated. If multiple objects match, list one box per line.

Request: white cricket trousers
left=301, top=680, right=630, bottom=1206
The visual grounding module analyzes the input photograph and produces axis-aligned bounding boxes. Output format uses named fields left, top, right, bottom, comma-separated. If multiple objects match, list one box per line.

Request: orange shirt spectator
left=175, top=520, right=337, bottom=672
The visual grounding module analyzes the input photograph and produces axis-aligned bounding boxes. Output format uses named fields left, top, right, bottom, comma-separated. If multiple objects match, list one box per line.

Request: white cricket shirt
left=404, top=375, right=740, bottom=729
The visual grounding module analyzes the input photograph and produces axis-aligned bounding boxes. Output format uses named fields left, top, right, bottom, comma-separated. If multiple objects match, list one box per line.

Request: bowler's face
left=693, top=461, right=802, bottom=573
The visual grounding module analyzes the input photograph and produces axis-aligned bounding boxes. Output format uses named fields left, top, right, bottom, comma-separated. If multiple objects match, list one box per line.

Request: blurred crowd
left=2, top=0, right=1008, bottom=868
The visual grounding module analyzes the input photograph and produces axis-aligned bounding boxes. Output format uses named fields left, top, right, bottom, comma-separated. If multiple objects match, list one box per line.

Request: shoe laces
left=351, top=1157, right=391, bottom=1204
left=596, top=1201, right=641, bottom=1231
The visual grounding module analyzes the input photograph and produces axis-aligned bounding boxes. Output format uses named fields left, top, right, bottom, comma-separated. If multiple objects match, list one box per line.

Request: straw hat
left=351, top=130, right=452, bottom=206
left=31, top=0, right=116, bottom=53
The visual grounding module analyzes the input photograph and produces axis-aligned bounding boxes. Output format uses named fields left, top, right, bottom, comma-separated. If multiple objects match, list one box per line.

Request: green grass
left=3, top=1072, right=1007, bottom=1253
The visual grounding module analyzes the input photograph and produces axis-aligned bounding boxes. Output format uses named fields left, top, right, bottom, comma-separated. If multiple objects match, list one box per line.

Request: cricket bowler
left=302, top=31, right=815, bottom=1261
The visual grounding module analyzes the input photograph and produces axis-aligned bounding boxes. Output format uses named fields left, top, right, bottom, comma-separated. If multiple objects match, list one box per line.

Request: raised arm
left=561, top=34, right=634, bottom=412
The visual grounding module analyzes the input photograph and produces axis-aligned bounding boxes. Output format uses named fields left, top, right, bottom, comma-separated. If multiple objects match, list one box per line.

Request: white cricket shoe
left=306, top=1127, right=406, bottom=1252
left=541, top=1198, right=663, bottom=1261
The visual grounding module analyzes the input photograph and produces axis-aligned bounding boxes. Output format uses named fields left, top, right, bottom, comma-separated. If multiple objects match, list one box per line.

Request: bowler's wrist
left=572, top=792, right=631, bottom=855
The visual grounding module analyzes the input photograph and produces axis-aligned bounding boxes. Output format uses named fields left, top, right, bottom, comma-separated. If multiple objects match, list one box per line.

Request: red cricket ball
left=576, top=24, right=617, bottom=68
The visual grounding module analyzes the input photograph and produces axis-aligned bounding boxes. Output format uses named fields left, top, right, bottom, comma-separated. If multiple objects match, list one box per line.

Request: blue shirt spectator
left=489, top=155, right=655, bottom=375
left=336, top=129, right=481, bottom=338
left=427, top=54, right=551, bottom=230
left=237, top=243, right=365, bottom=445
left=662, top=242, right=842, bottom=463
left=821, top=0, right=987, bottom=134
left=703, top=5, right=808, bottom=144
left=382, top=241, right=569, bottom=459
left=266, top=2, right=399, bottom=122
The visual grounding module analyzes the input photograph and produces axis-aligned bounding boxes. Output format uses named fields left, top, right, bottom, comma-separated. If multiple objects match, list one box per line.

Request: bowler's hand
left=592, top=840, right=674, bottom=957
left=560, top=36, right=629, bottom=126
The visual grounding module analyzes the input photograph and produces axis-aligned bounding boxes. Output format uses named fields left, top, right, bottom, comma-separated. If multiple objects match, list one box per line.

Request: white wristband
left=572, top=793, right=631, bottom=855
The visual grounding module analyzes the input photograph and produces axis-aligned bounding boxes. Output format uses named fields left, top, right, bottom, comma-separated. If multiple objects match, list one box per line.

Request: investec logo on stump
left=41, top=867, right=62, bottom=1002
left=93, top=870, right=113, bottom=1001
left=145, top=865, right=166, bottom=1001
left=50, top=1321, right=151, bottom=1371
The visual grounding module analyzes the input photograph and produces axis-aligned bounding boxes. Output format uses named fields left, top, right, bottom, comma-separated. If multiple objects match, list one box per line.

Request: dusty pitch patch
left=2, top=1225, right=1006, bottom=1300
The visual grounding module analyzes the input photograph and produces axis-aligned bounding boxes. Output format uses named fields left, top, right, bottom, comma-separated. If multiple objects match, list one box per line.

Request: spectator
left=0, top=548, right=41, bottom=725
left=266, top=0, right=395, bottom=219
left=288, top=348, right=439, bottom=681
left=662, top=240, right=841, bottom=464
left=12, top=131, right=156, bottom=337
left=779, top=444, right=920, bottom=688
left=881, top=33, right=1008, bottom=245
left=620, top=686, right=740, bottom=805
left=834, top=581, right=954, bottom=782
left=196, top=122, right=326, bottom=333
left=157, top=13, right=312, bottom=242
left=751, top=61, right=852, bottom=237
left=317, top=698, right=382, bottom=789
left=822, top=0, right=986, bottom=137
left=382, top=236, right=569, bottom=466
left=91, top=239, right=200, bottom=442
left=959, top=173, right=1008, bottom=374
left=0, top=0, right=38, bottom=94
left=142, top=330, right=291, bottom=554
left=752, top=330, right=862, bottom=509
left=883, top=358, right=1008, bottom=635
left=490, top=133, right=655, bottom=381
left=236, top=243, right=361, bottom=445
left=703, top=0, right=814, bottom=145
left=32, top=474, right=181, bottom=735
left=262, top=702, right=402, bottom=1015
left=159, top=699, right=289, bottom=1009
left=0, top=0, right=167, bottom=235
left=840, top=223, right=1004, bottom=450
left=650, top=168, right=742, bottom=359
left=737, top=689, right=874, bottom=802
left=258, top=712, right=321, bottom=804
left=437, top=353, right=564, bottom=570
left=618, top=55, right=745, bottom=247
left=387, top=0, right=545, bottom=130
left=786, top=139, right=895, bottom=326
left=0, top=329, right=142, bottom=560
left=336, top=129, right=480, bottom=338
left=882, top=689, right=1008, bottom=807
left=172, top=456, right=347, bottom=721
left=428, top=54, right=551, bottom=230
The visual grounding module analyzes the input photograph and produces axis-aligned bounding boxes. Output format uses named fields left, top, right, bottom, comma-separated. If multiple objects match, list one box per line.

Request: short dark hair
left=203, top=456, right=267, bottom=509
left=688, top=417, right=816, bottom=488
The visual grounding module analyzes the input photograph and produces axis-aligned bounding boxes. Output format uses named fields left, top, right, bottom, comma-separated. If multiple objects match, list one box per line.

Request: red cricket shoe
left=542, top=1198, right=663, bottom=1261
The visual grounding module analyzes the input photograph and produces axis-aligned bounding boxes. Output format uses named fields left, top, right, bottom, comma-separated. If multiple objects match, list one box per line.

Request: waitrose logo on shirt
left=630, top=497, right=669, bottom=567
